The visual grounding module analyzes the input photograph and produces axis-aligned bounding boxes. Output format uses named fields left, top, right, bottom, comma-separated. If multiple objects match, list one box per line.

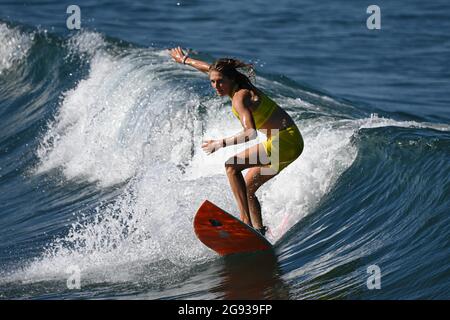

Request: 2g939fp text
left=222, top=304, right=272, bottom=315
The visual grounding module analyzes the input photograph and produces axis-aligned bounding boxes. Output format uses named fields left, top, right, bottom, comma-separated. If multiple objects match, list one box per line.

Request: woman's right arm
left=169, top=46, right=210, bottom=74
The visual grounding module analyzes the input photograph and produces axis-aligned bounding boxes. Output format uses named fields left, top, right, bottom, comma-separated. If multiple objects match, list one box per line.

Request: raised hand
left=169, top=46, right=187, bottom=64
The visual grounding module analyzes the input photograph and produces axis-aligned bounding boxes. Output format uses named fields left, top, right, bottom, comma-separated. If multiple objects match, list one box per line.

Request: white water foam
left=0, top=23, right=33, bottom=75
left=66, top=31, right=106, bottom=58
left=36, top=44, right=201, bottom=187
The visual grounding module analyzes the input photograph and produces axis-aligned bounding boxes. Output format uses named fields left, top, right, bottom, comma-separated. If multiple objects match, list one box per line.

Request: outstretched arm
left=169, top=46, right=210, bottom=74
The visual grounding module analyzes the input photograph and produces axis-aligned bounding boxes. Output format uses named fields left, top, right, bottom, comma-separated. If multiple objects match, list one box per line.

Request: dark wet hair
left=209, top=58, right=255, bottom=89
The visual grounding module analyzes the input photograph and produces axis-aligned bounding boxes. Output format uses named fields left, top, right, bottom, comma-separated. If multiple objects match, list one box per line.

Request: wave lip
left=0, top=23, right=34, bottom=75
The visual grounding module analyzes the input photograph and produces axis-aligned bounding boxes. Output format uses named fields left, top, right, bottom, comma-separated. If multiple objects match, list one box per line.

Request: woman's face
left=209, top=70, right=234, bottom=97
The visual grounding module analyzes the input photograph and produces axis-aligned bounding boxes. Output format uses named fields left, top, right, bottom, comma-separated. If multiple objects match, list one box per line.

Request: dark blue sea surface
left=0, top=0, right=449, bottom=299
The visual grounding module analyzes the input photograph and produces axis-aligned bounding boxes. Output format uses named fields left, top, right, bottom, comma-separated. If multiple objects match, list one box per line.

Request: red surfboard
left=194, top=200, right=272, bottom=256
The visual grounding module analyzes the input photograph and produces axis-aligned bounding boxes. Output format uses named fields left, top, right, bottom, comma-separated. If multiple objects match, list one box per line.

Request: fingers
left=168, top=46, right=184, bottom=53
left=168, top=46, right=185, bottom=63
left=201, top=140, right=214, bottom=155
left=202, top=139, right=212, bottom=145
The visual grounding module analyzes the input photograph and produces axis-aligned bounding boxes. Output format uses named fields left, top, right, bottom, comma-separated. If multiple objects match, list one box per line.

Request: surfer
left=169, top=47, right=304, bottom=236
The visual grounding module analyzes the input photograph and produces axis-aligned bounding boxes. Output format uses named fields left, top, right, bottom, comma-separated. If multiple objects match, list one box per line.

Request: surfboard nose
left=194, top=200, right=272, bottom=256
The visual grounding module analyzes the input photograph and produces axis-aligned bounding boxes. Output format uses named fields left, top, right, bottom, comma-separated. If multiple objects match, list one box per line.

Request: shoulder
left=232, top=89, right=253, bottom=106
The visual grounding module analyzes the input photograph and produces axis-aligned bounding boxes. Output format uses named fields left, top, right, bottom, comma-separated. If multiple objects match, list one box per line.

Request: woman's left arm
left=202, top=91, right=257, bottom=155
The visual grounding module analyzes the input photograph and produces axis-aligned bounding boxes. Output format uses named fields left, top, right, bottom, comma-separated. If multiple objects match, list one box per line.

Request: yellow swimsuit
left=231, top=91, right=304, bottom=173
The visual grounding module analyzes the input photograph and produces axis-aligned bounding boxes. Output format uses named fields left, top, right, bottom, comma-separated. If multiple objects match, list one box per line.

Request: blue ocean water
left=0, top=0, right=449, bottom=299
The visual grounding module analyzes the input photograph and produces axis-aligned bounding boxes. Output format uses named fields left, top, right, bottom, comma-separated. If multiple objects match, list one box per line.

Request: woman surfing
left=169, top=47, right=304, bottom=236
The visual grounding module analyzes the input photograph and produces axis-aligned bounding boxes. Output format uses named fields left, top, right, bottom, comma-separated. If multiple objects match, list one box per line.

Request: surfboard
left=194, top=200, right=273, bottom=256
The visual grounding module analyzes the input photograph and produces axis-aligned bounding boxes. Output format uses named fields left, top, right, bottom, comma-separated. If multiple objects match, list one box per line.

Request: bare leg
left=245, top=167, right=278, bottom=229
left=225, top=166, right=252, bottom=225
left=225, top=143, right=277, bottom=227
left=247, top=193, right=262, bottom=229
